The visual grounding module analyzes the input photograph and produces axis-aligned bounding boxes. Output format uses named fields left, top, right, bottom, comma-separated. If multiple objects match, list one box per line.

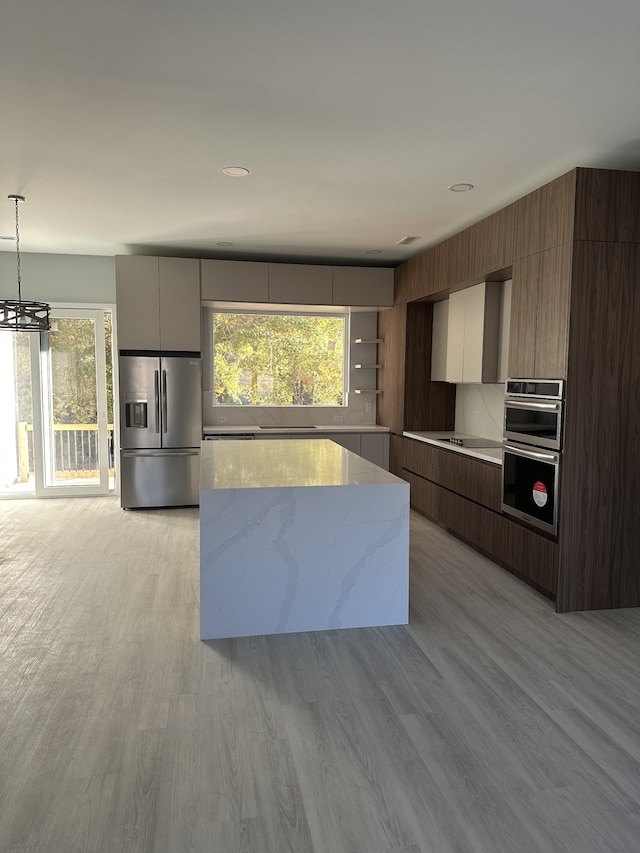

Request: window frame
left=203, top=304, right=350, bottom=409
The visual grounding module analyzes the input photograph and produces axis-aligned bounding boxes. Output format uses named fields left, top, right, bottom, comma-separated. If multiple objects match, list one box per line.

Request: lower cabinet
left=251, top=430, right=390, bottom=469
left=361, top=433, right=389, bottom=468
left=315, top=433, right=361, bottom=454
left=402, top=439, right=558, bottom=599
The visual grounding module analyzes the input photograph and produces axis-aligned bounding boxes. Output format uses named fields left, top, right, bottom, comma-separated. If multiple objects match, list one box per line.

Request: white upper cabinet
left=332, top=266, right=393, bottom=307
left=200, top=259, right=392, bottom=308
left=201, top=259, right=269, bottom=302
left=431, top=299, right=450, bottom=381
left=268, top=263, right=333, bottom=304
left=115, top=255, right=201, bottom=352
left=444, top=281, right=502, bottom=383
left=116, top=256, right=161, bottom=350
left=158, top=258, right=201, bottom=351
left=497, top=279, right=512, bottom=384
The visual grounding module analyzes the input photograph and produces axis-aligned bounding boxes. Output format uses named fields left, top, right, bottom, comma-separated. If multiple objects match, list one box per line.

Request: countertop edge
left=200, top=437, right=407, bottom=490
left=403, top=431, right=503, bottom=466
left=203, top=425, right=390, bottom=435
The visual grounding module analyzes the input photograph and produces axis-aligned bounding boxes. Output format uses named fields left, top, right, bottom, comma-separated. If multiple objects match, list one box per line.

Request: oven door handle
left=504, top=444, right=559, bottom=462
left=505, top=399, right=561, bottom=411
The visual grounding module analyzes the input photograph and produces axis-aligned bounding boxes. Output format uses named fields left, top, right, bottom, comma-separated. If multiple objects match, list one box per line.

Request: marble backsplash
left=455, top=383, right=505, bottom=441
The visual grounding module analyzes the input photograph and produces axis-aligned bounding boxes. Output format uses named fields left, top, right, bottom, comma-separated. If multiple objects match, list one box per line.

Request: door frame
left=30, top=303, right=118, bottom=498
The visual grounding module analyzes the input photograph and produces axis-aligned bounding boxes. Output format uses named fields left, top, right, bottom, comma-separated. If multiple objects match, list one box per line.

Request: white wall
left=455, top=383, right=505, bottom=441
left=0, top=253, right=115, bottom=303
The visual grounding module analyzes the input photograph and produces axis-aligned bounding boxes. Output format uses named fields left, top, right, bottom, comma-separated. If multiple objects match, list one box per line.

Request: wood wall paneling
left=574, top=168, right=640, bottom=243
left=508, top=243, right=572, bottom=380
left=404, top=302, right=456, bottom=431
left=376, top=304, right=407, bottom=435
left=443, top=230, right=468, bottom=287
left=394, top=195, right=516, bottom=304
left=513, top=170, right=577, bottom=260
left=465, top=204, right=516, bottom=282
left=394, top=247, right=440, bottom=303
left=558, top=241, right=640, bottom=611
left=508, top=254, right=539, bottom=378
left=534, top=242, right=572, bottom=378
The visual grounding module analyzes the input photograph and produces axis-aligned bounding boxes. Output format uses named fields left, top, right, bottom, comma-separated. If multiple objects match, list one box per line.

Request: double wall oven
left=502, top=379, right=563, bottom=535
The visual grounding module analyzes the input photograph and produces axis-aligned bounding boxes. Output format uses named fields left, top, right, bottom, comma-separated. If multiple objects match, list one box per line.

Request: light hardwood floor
left=2, top=497, right=640, bottom=852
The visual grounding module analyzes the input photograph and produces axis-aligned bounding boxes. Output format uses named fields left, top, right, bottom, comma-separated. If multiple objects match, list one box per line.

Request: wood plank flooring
left=2, top=497, right=640, bottom=852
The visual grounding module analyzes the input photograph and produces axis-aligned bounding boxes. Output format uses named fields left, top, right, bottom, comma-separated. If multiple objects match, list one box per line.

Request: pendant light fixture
left=0, top=194, right=51, bottom=332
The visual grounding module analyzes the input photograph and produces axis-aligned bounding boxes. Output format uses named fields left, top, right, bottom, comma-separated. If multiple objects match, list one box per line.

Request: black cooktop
left=441, top=437, right=503, bottom=448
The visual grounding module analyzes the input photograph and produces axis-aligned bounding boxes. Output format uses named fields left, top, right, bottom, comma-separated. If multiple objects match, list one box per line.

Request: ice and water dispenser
left=124, top=393, right=149, bottom=429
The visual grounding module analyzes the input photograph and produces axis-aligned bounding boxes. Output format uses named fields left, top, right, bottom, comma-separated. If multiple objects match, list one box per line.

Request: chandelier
left=0, top=195, right=51, bottom=332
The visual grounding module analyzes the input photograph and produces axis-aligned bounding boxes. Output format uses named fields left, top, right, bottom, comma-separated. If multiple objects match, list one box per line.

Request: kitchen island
left=199, top=438, right=409, bottom=640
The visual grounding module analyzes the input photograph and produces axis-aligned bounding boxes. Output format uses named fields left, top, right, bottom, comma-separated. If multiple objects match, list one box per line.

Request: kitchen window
left=207, top=309, right=348, bottom=407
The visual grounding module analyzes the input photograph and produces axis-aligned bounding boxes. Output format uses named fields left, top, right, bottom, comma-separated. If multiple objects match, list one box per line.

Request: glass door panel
left=105, top=311, right=115, bottom=491
left=36, top=309, right=111, bottom=496
left=0, top=331, right=35, bottom=495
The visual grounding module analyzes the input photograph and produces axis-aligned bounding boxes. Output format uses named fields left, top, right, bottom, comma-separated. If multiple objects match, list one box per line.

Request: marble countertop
left=403, top=431, right=503, bottom=466
left=201, top=438, right=404, bottom=489
left=203, top=424, right=390, bottom=435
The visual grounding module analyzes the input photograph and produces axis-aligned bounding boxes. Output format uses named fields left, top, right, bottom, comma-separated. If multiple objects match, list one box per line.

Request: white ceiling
left=2, top=0, right=640, bottom=266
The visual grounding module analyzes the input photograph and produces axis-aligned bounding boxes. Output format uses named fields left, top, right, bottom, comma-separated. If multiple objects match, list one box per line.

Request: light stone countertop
left=403, top=431, right=503, bottom=466
left=200, top=438, right=404, bottom=490
left=202, top=424, right=390, bottom=435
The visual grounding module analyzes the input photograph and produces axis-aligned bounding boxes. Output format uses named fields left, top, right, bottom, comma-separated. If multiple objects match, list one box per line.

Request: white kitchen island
left=199, top=438, right=409, bottom=640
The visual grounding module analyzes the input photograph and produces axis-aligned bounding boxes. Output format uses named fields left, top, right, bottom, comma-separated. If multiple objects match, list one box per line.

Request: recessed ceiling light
left=216, top=241, right=234, bottom=247
left=396, top=236, right=421, bottom=246
left=366, top=249, right=382, bottom=255
left=222, top=166, right=250, bottom=177
left=448, top=183, right=474, bottom=192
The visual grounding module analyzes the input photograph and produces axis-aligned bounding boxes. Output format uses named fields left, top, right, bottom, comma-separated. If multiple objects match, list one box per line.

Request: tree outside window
left=213, top=312, right=346, bottom=406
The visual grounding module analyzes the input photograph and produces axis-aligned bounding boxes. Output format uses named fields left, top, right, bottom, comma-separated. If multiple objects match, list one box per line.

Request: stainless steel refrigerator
left=118, top=351, right=202, bottom=508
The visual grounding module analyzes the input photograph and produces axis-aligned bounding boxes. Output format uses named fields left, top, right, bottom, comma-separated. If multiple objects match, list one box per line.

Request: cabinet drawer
left=402, top=439, right=501, bottom=511
left=404, top=471, right=558, bottom=598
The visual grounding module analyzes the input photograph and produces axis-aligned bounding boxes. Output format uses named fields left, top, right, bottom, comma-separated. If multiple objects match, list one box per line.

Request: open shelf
left=354, top=363, right=381, bottom=369
left=354, top=389, right=383, bottom=395
left=354, top=338, right=383, bottom=344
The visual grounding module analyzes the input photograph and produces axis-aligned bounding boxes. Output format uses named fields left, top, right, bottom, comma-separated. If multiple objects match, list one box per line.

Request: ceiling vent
left=396, top=235, right=420, bottom=246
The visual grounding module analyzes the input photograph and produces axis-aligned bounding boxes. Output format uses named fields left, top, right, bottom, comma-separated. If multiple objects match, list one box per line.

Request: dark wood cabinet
left=386, top=166, right=640, bottom=612
left=403, top=439, right=501, bottom=511
left=403, top=463, right=558, bottom=599
left=558, top=241, right=640, bottom=611
left=535, top=242, right=572, bottom=378
left=404, top=302, right=456, bottom=431
left=574, top=168, right=640, bottom=243
left=394, top=199, right=515, bottom=302
left=513, top=170, right=576, bottom=259
left=509, top=243, right=572, bottom=379
left=508, top=255, right=538, bottom=378
left=388, top=433, right=405, bottom=479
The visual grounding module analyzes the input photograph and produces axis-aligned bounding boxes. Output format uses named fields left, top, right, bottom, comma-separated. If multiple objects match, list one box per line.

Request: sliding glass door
left=0, top=306, right=115, bottom=499
left=0, top=331, right=35, bottom=495
left=35, top=308, right=113, bottom=496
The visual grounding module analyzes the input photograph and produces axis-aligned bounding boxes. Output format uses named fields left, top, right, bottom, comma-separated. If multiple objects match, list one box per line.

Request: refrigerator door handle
left=122, top=450, right=199, bottom=458
left=162, top=369, right=168, bottom=433
left=154, top=370, right=160, bottom=433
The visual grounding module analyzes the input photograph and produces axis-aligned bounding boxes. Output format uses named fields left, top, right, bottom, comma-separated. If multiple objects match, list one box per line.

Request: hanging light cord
left=0, top=194, right=50, bottom=332
left=14, top=196, right=22, bottom=304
